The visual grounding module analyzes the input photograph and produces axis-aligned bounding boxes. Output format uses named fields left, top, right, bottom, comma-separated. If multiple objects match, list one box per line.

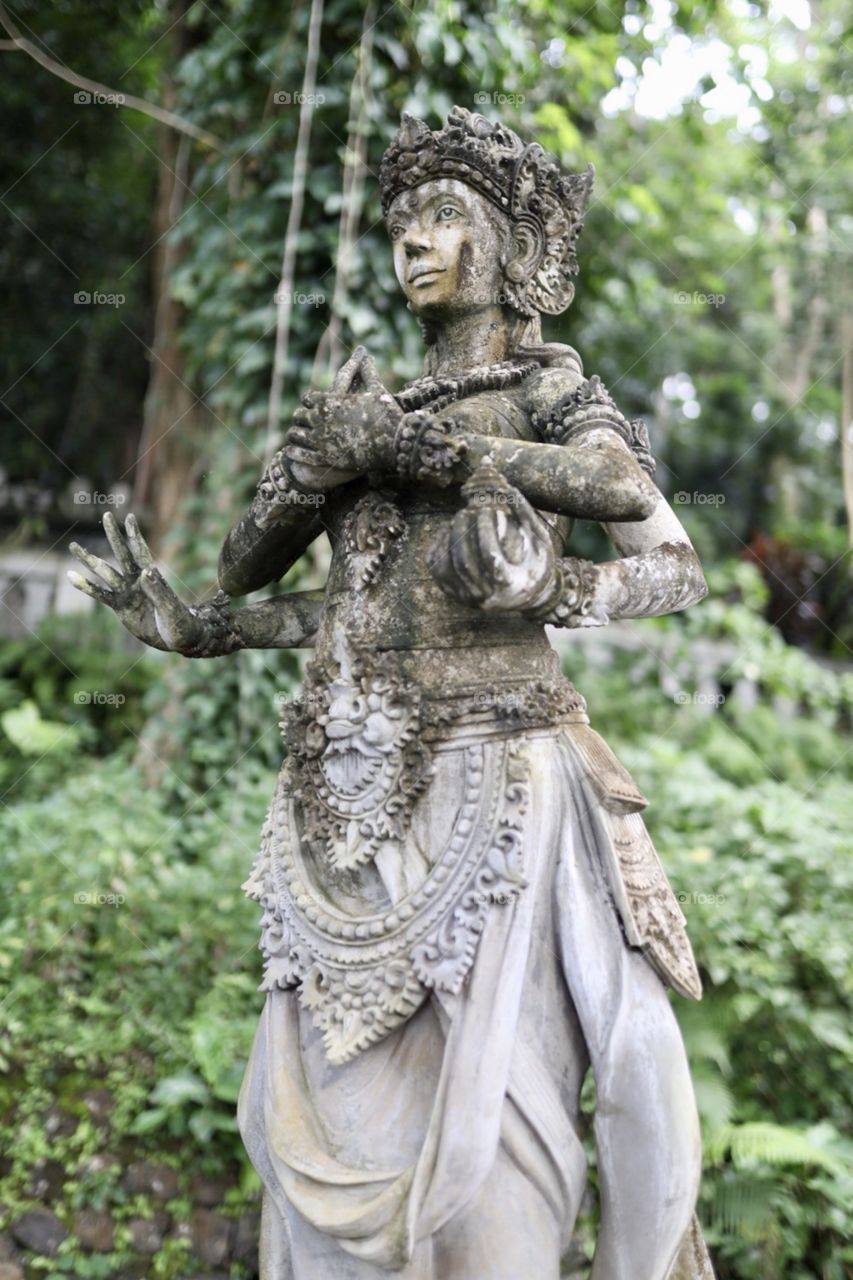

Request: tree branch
left=0, top=2, right=224, bottom=151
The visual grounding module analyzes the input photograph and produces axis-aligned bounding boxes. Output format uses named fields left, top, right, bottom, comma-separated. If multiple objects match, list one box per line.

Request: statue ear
left=502, top=221, right=543, bottom=284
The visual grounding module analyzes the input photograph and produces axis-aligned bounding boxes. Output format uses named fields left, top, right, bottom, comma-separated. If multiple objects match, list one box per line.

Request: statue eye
left=389, top=224, right=405, bottom=241
left=436, top=205, right=459, bottom=222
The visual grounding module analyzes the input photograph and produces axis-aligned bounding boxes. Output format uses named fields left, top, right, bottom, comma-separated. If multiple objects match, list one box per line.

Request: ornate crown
left=379, top=106, right=594, bottom=317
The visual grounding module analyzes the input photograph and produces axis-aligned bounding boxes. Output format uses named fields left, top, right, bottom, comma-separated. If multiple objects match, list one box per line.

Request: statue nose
left=404, top=231, right=430, bottom=256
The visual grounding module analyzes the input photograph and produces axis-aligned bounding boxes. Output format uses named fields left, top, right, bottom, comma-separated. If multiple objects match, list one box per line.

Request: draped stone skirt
left=238, top=719, right=705, bottom=1280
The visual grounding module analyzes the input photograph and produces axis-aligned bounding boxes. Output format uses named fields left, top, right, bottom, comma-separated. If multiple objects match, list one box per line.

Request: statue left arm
left=534, top=496, right=708, bottom=628
left=428, top=463, right=706, bottom=624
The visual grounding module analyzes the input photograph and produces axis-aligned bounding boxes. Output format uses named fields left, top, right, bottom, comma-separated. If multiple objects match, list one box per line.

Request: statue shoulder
left=518, top=345, right=586, bottom=430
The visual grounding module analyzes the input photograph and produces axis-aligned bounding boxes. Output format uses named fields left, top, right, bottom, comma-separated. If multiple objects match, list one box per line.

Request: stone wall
left=0, top=1159, right=259, bottom=1279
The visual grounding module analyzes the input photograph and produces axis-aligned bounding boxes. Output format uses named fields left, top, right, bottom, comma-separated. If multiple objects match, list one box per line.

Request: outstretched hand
left=68, top=513, right=206, bottom=654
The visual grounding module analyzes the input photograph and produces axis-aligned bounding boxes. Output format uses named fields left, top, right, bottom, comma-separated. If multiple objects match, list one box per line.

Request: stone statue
left=70, top=108, right=715, bottom=1280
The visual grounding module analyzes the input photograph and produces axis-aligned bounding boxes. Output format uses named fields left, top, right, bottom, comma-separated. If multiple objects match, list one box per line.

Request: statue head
left=379, top=107, right=594, bottom=331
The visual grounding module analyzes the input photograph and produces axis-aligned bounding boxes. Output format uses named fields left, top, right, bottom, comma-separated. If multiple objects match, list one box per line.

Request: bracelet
left=392, top=411, right=467, bottom=485
left=251, top=452, right=323, bottom=530
left=184, top=590, right=242, bottom=658
left=526, top=557, right=600, bottom=625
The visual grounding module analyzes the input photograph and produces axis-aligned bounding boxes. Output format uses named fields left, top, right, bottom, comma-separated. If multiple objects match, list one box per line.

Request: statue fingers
left=124, top=514, right=156, bottom=571
left=290, top=407, right=315, bottom=430
left=283, top=443, right=328, bottom=468
left=356, top=352, right=386, bottom=393
left=139, top=569, right=201, bottom=650
left=286, top=427, right=318, bottom=451
left=102, top=511, right=136, bottom=576
left=447, top=515, right=490, bottom=602
left=68, top=541, right=123, bottom=590
left=330, top=345, right=367, bottom=394
left=67, top=569, right=115, bottom=608
left=474, top=506, right=514, bottom=584
left=426, top=526, right=468, bottom=602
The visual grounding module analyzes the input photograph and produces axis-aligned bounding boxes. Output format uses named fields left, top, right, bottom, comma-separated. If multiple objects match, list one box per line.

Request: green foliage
left=0, top=752, right=269, bottom=1276
left=0, top=610, right=160, bottom=799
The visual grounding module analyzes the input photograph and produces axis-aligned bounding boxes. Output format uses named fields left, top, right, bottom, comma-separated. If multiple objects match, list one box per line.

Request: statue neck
left=428, top=306, right=510, bottom=375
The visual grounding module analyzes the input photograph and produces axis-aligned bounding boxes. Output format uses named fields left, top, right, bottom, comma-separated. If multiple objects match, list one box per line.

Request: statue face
left=386, top=179, right=508, bottom=318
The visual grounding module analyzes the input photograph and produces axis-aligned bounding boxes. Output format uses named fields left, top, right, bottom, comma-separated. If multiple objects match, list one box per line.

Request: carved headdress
left=379, top=106, right=594, bottom=317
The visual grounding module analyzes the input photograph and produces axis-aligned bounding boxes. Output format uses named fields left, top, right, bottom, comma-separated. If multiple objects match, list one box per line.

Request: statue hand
left=428, top=458, right=557, bottom=612
left=68, top=513, right=207, bottom=654
left=283, top=346, right=402, bottom=487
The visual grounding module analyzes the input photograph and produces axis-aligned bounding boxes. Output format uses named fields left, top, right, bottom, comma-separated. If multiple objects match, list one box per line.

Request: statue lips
left=409, top=264, right=446, bottom=288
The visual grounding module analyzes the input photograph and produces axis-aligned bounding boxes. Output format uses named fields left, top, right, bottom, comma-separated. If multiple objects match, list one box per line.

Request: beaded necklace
left=394, top=360, right=538, bottom=415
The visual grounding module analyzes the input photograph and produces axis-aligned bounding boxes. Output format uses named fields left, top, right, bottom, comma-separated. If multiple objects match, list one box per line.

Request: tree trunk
left=131, top=2, right=203, bottom=555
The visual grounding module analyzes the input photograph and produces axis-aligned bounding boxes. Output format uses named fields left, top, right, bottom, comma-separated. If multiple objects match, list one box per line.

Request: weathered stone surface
left=41, top=1103, right=77, bottom=1138
left=189, top=1174, right=231, bottom=1207
left=73, top=1209, right=115, bottom=1252
left=28, top=1158, right=65, bottom=1202
left=78, top=1153, right=120, bottom=1178
left=122, top=1161, right=178, bottom=1200
left=81, top=1087, right=114, bottom=1126
left=11, top=1210, right=67, bottom=1256
left=232, top=1210, right=260, bottom=1262
left=190, top=1209, right=232, bottom=1266
left=0, top=1262, right=25, bottom=1280
left=127, top=1212, right=170, bottom=1254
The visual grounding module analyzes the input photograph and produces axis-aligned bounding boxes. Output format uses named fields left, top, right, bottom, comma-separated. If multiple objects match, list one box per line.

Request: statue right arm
left=69, top=513, right=323, bottom=657
left=217, top=445, right=333, bottom=596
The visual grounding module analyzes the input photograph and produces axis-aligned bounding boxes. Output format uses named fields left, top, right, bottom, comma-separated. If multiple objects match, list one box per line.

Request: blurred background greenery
left=0, top=0, right=850, bottom=1277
